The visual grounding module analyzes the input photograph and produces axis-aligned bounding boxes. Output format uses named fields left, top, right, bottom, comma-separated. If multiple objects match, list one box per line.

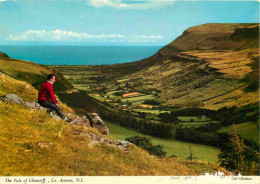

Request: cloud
left=6, top=29, right=164, bottom=44
left=135, top=35, right=163, bottom=39
left=0, top=0, right=16, bottom=3
left=7, top=30, right=125, bottom=41
left=7, top=29, right=163, bottom=41
left=89, top=0, right=175, bottom=9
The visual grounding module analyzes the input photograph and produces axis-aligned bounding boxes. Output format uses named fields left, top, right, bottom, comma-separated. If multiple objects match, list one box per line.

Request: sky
left=0, top=0, right=259, bottom=46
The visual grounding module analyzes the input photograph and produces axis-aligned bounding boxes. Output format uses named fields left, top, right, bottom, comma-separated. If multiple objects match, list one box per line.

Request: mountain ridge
left=53, top=23, right=259, bottom=110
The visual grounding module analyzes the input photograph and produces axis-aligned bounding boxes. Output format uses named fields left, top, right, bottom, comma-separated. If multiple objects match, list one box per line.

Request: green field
left=133, top=109, right=170, bottom=115
left=218, top=122, right=259, bottom=142
left=180, top=121, right=220, bottom=128
left=178, top=116, right=211, bottom=122
left=105, top=121, right=220, bottom=163
left=122, top=94, right=156, bottom=105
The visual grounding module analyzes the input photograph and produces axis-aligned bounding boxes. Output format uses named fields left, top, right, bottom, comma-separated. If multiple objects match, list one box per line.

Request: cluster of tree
left=238, top=103, right=259, bottom=122
left=213, top=106, right=242, bottom=127
left=158, top=112, right=179, bottom=124
left=169, top=108, right=216, bottom=117
left=112, top=91, right=123, bottom=96
left=194, top=123, right=223, bottom=133
left=101, top=109, right=175, bottom=138
left=175, top=127, right=230, bottom=147
left=143, top=99, right=160, bottom=105
left=125, top=135, right=166, bottom=158
left=218, top=130, right=259, bottom=175
left=169, top=106, right=247, bottom=127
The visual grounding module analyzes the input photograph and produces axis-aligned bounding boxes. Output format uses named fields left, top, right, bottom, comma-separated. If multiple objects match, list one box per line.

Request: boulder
left=24, top=101, right=46, bottom=110
left=69, top=116, right=91, bottom=127
left=83, top=132, right=132, bottom=152
left=87, top=113, right=109, bottom=135
left=2, top=94, right=24, bottom=104
left=1, top=94, right=45, bottom=110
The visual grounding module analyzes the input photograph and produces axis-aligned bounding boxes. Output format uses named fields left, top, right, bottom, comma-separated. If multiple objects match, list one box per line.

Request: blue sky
left=0, top=0, right=259, bottom=46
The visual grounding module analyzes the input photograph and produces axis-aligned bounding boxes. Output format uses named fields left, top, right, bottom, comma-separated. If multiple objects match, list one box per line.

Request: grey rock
left=88, top=113, right=109, bottom=135
left=2, top=94, right=46, bottom=110
left=51, top=114, right=61, bottom=120
left=37, top=142, right=54, bottom=148
left=69, top=116, right=91, bottom=127
left=2, top=94, right=24, bottom=104
left=116, top=140, right=133, bottom=147
left=82, top=132, right=130, bottom=152
left=24, top=101, right=46, bottom=110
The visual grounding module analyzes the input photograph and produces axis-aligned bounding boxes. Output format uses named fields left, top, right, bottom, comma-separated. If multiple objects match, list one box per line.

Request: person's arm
left=49, top=84, right=57, bottom=104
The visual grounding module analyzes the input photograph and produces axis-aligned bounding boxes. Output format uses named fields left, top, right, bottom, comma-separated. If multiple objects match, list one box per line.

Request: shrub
left=125, top=135, right=152, bottom=149
left=147, top=144, right=166, bottom=158
left=125, top=135, right=166, bottom=157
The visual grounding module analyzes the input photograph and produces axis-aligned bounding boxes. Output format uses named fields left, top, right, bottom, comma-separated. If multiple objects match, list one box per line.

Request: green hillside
left=0, top=52, right=73, bottom=92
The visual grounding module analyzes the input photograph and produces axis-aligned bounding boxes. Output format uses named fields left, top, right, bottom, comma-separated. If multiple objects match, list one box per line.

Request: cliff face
left=166, top=23, right=259, bottom=52
left=0, top=51, right=9, bottom=59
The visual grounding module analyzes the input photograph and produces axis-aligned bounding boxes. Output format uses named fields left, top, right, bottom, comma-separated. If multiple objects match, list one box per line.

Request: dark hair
left=47, top=74, right=55, bottom=80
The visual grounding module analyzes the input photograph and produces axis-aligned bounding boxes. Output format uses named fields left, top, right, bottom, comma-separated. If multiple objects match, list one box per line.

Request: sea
left=0, top=45, right=162, bottom=65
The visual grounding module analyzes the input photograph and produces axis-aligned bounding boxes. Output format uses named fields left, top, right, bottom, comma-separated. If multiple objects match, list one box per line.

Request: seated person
left=38, top=74, right=70, bottom=122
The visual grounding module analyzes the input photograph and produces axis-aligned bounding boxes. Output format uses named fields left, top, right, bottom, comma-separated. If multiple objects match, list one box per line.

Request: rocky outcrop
left=2, top=94, right=24, bottom=104
left=2, top=94, right=44, bottom=109
left=82, top=132, right=132, bottom=152
left=69, top=116, right=91, bottom=127
left=1, top=94, right=109, bottom=135
left=87, top=113, right=109, bottom=135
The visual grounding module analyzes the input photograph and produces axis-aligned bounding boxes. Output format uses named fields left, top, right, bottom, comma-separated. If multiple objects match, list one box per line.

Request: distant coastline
left=0, top=45, right=162, bottom=65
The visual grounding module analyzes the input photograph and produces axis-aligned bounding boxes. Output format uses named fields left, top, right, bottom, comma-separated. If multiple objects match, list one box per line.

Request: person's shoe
left=64, top=117, right=72, bottom=123
left=47, top=109, right=53, bottom=117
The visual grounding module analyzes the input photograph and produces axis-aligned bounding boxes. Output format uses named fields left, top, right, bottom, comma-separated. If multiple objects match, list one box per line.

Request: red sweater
left=38, top=81, right=57, bottom=104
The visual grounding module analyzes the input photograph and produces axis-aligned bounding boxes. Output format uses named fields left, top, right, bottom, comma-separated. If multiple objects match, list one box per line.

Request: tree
left=218, top=129, right=245, bottom=173
left=187, top=146, right=197, bottom=160
left=243, top=139, right=259, bottom=174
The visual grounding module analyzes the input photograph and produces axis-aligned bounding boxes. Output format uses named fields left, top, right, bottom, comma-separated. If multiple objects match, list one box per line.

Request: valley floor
left=105, top=121, right=220, bottom=163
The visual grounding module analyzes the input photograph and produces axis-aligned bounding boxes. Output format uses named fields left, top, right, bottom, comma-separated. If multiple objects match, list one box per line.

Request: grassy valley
left=105, top=121, right=220, bottom=163
left=0, top=58, right=228, bottom=176
left=50, top=23, right=259, bottom=175
left=51, top=23, right=259, bottom=139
